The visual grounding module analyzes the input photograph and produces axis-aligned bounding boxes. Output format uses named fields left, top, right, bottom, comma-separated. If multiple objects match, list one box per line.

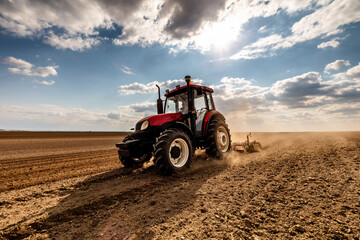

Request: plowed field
left=1, top=131, right=359, bottom=239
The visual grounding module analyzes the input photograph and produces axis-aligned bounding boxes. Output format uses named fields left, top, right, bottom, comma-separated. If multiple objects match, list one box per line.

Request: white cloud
left=33, top=79, right=55, bottom=86
left=258, top=26, right=267, bottom=33
left=230, top=48, right=267, bottom=60
left=117, top=71, right=360, bottom=119
left=117, top=78, right=204, bottom=95
left=0, top=0, right=155, bottom=50
left=44, top=33, right=101, bottom=51
left=230, top=0, right=360, bottom=60
left=1, top=69, right=360, bottom=131
left=168, top=47, right=178, bottom=56
left=126, top=102, right=157, bottom=113
left=214, top=71, right=360, bottom=131
left=0, top=104, right=140, bottom=131
left=219, top=71, right=359, bottom=114
left=1, top=56, right=32, bottom=69
left=1, top=0, right=357, bottom=54
left=333, top=62, right=360, bottom=81
left=317, top=39, right=340, bottom=49
left=230, top=35, right=282, bottom=60
left=120, top=66, right=134, bottom=75
left=345, top=63, right=360, bottom=81
left=0, top=0, right=112, bottom=36
left=0, top=16, right=35, bottom=37
left=324, top=60, right=350, bottom=73
left=220, top=77, right=251, bottom=85
left=2, top=56, right=58, bottom=77
left=8, top=66, right=58, bottom=77
left=118, top=82, right=156, bottom=95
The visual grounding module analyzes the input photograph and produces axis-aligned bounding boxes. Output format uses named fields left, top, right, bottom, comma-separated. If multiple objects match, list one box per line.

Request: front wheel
left=206, top=119, right=231, bottom=158
left=120, top=153, right=152, bottom=168
left=119, top=135, right=152, bottom=168
left=153, top=129, right=193, bottom=175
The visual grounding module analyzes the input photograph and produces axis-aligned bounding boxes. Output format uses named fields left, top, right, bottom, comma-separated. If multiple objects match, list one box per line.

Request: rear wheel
left=206, top=119, right=231, bottom=158
left=153, top=129, right=192, bottom=175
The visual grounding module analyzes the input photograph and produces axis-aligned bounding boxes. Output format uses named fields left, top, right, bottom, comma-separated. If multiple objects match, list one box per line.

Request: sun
left=196, top=18, right=238, bottom=52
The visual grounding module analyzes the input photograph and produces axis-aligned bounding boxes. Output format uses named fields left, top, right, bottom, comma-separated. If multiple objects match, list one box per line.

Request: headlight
left=140, top=120, right=149, bottom=130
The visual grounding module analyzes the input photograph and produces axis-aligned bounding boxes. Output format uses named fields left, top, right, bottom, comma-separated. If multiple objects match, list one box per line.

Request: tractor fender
left=203, top=110, right=226, bottom=136
left=160, top=121, right=195, bottom=147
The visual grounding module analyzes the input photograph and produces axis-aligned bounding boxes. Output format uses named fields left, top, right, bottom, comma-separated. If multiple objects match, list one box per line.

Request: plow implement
left=231, top=133, right=262, bottom=153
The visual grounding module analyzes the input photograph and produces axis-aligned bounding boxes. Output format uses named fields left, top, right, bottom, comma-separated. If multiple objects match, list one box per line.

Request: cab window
left=164, top=92, right=188, bottom=114
left=194, top=89, right=207, bottom=111
left=206, top=92, right=214, bottom=110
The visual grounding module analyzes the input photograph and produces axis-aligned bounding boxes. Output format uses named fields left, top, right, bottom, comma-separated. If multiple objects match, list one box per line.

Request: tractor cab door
left=194, top=89, right=213, bottom=136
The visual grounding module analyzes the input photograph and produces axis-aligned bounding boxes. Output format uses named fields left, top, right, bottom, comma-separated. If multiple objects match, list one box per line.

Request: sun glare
left=196, top=18, right=239, bottom=53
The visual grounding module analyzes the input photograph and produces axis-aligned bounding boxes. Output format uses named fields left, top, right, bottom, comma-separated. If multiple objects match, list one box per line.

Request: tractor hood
left=139, top=113, right=182, bottom=126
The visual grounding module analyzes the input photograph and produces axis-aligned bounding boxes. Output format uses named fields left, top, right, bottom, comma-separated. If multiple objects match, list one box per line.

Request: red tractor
left=116, top=75, right=231, bottom=175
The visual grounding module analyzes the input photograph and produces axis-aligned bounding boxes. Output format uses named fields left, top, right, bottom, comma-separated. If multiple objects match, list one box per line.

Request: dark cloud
left=159, top=0, right=226, bottom=39
left=266, top=72, right=332, bottom=108
left=107, top=112, right=120, bottom=120
left=327, top=107, right=360, bottom=115
left=95, top=0, right=145, bottom=23
left=264, top=69, right=360, bottom=109
left=117, top=70, right=360, bottom=119
left=0, top=0, right=145, bottom=49
left=332, top=88, right=360, bottom=102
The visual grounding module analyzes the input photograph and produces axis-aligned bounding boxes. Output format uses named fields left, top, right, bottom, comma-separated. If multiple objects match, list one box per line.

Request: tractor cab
left=116, top=75, right=231, bottom=175
left=162, top=79, right=215, bottom=137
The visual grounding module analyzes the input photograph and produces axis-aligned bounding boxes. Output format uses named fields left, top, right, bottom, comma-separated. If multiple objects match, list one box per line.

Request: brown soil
left=1, top=132, right=359, bottom=239
left=0, top=132, right=127, bottom=192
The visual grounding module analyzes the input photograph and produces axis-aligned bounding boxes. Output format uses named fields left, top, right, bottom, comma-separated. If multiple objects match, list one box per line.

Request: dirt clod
left=293, top=225, right=306, bottom=233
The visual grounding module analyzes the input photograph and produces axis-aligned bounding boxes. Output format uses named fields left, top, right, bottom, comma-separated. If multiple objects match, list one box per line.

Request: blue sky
left=0, top=0, right=360, bottom=131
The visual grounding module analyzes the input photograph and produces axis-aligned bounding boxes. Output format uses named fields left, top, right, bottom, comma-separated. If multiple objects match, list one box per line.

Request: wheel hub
left=217, top=126, right=229, bottom=152
left=221, top=134, right=226, bottom=145
left=170, top=146, right=181, bottom=159
left=169, top=138, right=189, bottom=168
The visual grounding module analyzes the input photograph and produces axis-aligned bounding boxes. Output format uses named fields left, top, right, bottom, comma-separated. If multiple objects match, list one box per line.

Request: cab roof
left=164, top=84, right=214, bottom=97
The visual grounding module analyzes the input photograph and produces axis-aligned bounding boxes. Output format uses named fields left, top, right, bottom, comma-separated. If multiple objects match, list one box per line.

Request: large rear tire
left=206, top=119, right=231, bottom=158
left=153, top=129, right=193, bottom=175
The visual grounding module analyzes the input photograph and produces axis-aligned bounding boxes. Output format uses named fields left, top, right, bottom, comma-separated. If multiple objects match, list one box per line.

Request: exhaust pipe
left=156, top=85, right=163, bottom=114
left=185, top=75, right=195, bottom=133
